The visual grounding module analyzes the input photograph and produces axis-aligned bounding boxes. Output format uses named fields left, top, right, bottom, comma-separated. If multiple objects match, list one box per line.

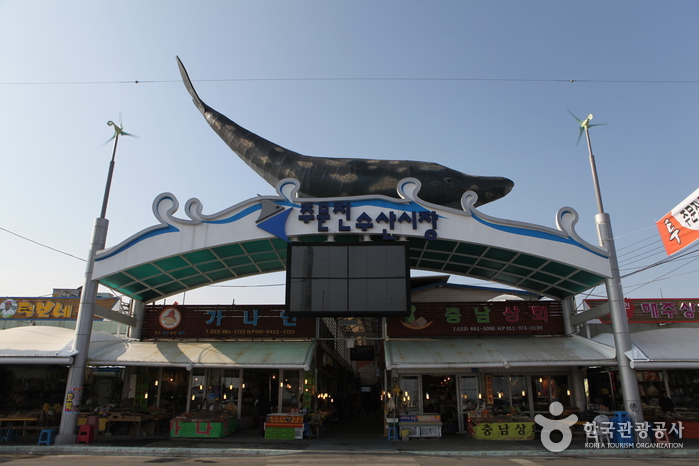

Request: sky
left=1, top=1, right=698, bottom=308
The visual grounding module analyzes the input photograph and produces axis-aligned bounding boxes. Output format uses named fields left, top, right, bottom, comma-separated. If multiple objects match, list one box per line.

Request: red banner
left=386, top=301, right=564, bottom=337
left=585, top=298, right=699, bottom=323
left=656, top=187, right=699, bottom=255
left=142, top=304, right=316, bottom=339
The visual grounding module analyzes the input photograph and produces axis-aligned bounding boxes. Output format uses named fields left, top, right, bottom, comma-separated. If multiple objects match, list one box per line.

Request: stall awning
left=384, top=335, right=617, bottom=371
left=88, top=340, right=317, bottom=371
left=593, top=328, right=699, bottom=369
left=0, top=326, right=126, bottom=365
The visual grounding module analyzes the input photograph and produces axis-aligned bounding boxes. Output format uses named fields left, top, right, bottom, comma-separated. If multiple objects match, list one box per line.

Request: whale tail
left=176, top=56, right=208, bottom=115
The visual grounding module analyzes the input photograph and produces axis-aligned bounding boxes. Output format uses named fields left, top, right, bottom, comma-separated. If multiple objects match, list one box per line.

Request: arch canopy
left=93, top=179, right=611, bottom=304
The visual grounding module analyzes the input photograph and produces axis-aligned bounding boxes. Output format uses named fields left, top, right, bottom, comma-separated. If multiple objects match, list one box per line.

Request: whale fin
left=176, top=56, right=207, bottom=115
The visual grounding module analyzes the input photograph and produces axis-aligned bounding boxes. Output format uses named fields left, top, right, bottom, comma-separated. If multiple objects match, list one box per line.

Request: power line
left=0, top=226, right=85, bottom=262
left=1, top=77, right=698, bottom=86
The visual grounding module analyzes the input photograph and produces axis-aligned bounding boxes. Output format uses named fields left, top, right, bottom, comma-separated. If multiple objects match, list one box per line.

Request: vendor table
left=399, top=414, right=442, bottom=439
left=0, top=417, right=39, bottom=434
left=170, top=417, right=237, bottom=438
left=468, top=416, right=535, bottom=440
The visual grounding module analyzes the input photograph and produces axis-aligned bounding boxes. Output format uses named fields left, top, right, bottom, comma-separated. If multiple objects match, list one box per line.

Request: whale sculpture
left=177, top=57, right=514, bottom=209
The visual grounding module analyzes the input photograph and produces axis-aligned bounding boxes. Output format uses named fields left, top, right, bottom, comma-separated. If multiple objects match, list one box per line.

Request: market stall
left=264, top=413, right=304, bottom=439
left=170, top=413, right=238, bottom=438
left=399, top=414, right=441, bottom=439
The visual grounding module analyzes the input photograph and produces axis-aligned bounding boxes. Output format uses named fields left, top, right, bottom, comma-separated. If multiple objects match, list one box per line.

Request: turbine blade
left=567, top=109, right=583, bottom=124
left=101, top=135, right=116, bottom=147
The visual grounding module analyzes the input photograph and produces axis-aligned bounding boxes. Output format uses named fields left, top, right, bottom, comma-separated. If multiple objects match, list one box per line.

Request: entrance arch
left=93, top=178, right=610, bottom=303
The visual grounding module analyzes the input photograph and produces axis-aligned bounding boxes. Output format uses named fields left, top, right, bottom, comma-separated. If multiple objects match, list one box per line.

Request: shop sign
left=142, top=304, right=316, bottom=339
left=585, top=298, right=699, bottom=323
left=469, top=420, right=536, bottom=440
left=386, top=301, right=564, bottom=337
left=296, top=201, right=439, bottom=241
left=0, top=297, right=117, bottom=320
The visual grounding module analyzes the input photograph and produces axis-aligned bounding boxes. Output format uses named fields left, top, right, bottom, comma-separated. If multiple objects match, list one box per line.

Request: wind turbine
left=568, top=109, right=606, bottom=145
left=100, top=117, right=138, bottom=218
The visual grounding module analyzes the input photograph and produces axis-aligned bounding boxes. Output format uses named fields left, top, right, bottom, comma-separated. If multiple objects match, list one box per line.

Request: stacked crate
left=264, top=413, right=305, bottom=439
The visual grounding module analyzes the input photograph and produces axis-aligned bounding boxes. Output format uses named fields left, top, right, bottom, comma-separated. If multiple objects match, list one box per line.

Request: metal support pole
left=562, top=296, right=575, bottom=336
left=56, top=123, right=130, bottom=444
left=129, top=300, right=145, bottom=340
left=569, top=367, right=587, bottom=412
left=584, top=126, right=643, bottom=426
left=55, top=217, right=109, bottom=444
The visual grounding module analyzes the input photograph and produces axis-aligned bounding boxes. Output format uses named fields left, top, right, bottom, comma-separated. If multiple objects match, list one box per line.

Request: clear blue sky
left=2, top=1, right=698, bottom=306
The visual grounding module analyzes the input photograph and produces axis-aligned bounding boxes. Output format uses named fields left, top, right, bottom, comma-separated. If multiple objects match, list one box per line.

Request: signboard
left=657, top=187, right=699, bottom=255
left=386, top=301, right=564, bottom=337
left=142, top=305, right=316, bottom=339
left=585, top=298, right=699, bottom=324
left=294, top=201, right=439, bottom=241
left=286, top=242, right=410, bottom=317
left=0, top=297, right=117, bottom=320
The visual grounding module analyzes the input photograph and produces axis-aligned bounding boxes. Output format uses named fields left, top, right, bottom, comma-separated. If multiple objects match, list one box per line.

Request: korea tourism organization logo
left=534, top=401, right=578, bottom=452
left=535, top=402, right=685, bottom=452
left=159, top=307, right=182, bottom=330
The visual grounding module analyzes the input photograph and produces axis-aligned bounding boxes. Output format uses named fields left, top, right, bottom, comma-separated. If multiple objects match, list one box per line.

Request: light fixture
left=478, top=393, right=482, bottom=399
left=229, top=385, right=233, bottom=390
left=426, top=393, right=430, bottom=400
left=522, top=391, right=526, bottom=397
left=154, top=381, right=158, bottom=386
left=567, top=389, right=571, bottom=396
left=223, top=394, right=227, bottom=400
left=144, top=393, right=148, bottom=399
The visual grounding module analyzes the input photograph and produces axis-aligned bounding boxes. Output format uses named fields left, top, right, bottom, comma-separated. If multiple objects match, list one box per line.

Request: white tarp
left=88, top=340, right=317, bottom=370
left=593, top=328, right=699, bottom=369
left=0, top=327, right=316, bottom=370
left=0, top=326, right=126, bottom=364
left=384, top=335, right=617, bottom=370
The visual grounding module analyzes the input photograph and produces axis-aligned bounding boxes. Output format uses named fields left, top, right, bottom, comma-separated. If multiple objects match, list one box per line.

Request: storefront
left=592, top=327, right=699, bottom=438
left=383, top=300, right=617, bottom=438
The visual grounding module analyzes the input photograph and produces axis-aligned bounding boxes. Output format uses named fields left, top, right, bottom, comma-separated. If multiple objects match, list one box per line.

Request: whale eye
left=445, top=177, right=453, bottom=184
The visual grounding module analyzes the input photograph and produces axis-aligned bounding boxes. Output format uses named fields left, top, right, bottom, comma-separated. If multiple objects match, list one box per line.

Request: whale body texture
left=177, top=57, right=514, bottom=209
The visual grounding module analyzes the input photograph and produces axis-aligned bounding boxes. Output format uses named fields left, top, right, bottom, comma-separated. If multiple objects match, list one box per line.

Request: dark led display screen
left=286, top=242, right=410, bottom=317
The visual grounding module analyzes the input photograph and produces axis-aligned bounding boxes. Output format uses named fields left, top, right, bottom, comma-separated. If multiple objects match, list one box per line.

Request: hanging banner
left=657, top=187, right=699, bottom=255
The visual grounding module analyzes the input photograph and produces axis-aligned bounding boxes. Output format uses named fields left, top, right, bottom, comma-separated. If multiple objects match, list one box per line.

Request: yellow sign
left=0, top=297, right=118, bottom=320
left=472, top=421, right=535, bottom=440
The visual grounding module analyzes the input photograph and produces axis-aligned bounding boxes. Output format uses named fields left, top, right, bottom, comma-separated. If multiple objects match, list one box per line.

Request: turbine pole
left=56, top=120, right=131, bottom=443
left=578, top=113, right=644, bottom=429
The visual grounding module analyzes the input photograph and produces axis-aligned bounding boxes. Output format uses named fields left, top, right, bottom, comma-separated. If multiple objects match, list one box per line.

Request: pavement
left=1, top=413, right=698, bottom=459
